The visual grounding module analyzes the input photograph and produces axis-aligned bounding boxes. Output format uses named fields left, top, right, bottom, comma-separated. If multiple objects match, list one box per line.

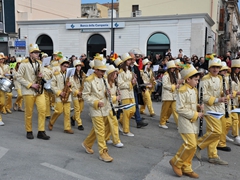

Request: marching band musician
left=48, top=57, right=74, bottom=134
left=117, top=53, right=136, bottom=136
left=81, top=56, right=113, bottom=162
left=0, top=53, right=6, bottom=126
left=16, top=44, right=50, bottom=140
left=216, top=62, right=232, bottom=152
left=41, top=53, right=53, bottom=120
left=1, top=55, right=13, bottom=114
left=12, top=57, right=24, bottom=112
left=140, top=58, right=155, bottom=117
left=159, top=61, right=179, bottom=129
left=228, top=59, right=240, bottom=146
left=70, top=60, right=85, bottom=131
left=169, top=64, right=201, bottom=179
left=105, top=65, right=124, bottom=148
left=195, top=58, right=228, bottom=165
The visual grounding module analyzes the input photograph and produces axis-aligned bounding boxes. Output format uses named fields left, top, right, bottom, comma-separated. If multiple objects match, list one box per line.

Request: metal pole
left=111, top=0, right=114, bottom=52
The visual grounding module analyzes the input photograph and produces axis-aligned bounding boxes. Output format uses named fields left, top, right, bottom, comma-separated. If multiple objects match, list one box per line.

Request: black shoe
left=26, top=132, right=34, bottom=139
left=217, top=146, right=231, bottom=152
left=137, top=120, right=148, bottom=128
left=46, top=116, right=50, bottom=120
left=78, top=125, right=84, bottom=131
left=71, top=116, right=75, bottom=126
left=37, top=131, right=50, bottom=140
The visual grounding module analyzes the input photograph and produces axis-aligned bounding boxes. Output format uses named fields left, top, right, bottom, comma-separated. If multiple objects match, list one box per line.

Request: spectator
left=195, top=57, right=208, bottom=70
left=152, top=54, right=162, bottom=65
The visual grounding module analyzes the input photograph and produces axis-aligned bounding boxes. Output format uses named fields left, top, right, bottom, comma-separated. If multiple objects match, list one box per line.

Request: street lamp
left=111, top=0, right=114, bottom=53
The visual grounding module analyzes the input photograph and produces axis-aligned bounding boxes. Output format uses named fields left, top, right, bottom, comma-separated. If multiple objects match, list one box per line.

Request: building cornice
left=17, top=13, right=215, bottom=26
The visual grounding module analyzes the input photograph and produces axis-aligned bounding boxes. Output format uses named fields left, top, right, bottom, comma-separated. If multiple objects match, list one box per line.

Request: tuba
left=61, top=77, right=72, bottom=103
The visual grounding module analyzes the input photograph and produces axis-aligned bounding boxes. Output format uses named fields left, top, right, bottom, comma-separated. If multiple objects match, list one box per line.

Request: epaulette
left=217, top=74, right=223, bottom=80
left=53, top=71, right=60, bottom=76
left=85, top=73, right=95, bottom=82
left=21, top=59, right=29, bottom=63
left=178, top=84, right=188, bottom=93
left=103, top=74, right=107, bottom=78
left=201, top=74, right=211, bottom=81
left=52, top=61, right=59, bottom=67
left=164, top=72, right=168, bottom=75
left=37, top=60, right=42, bottom=64
left=119, top=69, right=124, bottom=73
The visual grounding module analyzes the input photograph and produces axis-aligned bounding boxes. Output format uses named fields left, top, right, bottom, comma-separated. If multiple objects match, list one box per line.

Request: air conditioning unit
left=8, top=39, right=15, bottom=47
left=233, top=25, right=238, bottom=32
left=135, top=10, right=142, bottom=17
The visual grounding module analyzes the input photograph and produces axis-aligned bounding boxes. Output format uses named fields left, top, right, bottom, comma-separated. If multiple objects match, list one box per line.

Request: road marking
left=0, top=146, right=9, bottom=159
left=41, top=162, right=94, bottom=180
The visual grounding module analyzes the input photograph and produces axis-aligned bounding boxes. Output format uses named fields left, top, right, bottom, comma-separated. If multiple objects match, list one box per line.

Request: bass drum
left=0, top=78, right=14, bottom=93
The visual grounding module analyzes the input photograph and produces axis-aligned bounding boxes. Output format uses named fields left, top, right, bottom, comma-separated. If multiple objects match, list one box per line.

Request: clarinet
left=229, top=75, right=234, bottom=110
left=222, top=75, right=229, bottom=118
left=198, top=87, right=204, bottom=137
left=102, top=77, right=116, bottom=116
left=115, top=79, right=122, bottom=106
left=173, top=71, right=178, bottom=86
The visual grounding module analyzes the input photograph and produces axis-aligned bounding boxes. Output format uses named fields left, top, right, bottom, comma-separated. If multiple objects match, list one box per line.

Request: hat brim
left=60, top=60, right=70, bottom=65
left=95, top=66, right=108, bottom=71
left=184, top=70, right=200, bottom=80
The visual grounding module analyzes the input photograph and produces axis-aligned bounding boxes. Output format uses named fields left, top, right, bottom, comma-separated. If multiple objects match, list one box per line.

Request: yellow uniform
left=12, top=68, right=24, bottom=111
left=159, top=72, right=178, bottom=126
left=2, top=64, right=12, bottom=114
left=171, top=84, right=199, bottom=173
left=117, top=69, right=136, bottom=134
left=16, top=58, right=46, bottom=133
left=49, top=70, right=72, bottom=132
left=140, top=69, right=155, bottom=115
left=70, top=72, right=86, bottom=128
left=0, top=65, right=5, bottom=124
left=198, top=74, right=224, bottom=159
left=82, top=73, right=110, bottom=155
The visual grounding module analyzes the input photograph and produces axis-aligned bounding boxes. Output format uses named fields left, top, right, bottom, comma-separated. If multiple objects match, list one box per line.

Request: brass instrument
left=61, top=77, right=72, bottom=103
left=77, top=71, right=86, bottom=101
left=36, top=62, right=45, bottom=94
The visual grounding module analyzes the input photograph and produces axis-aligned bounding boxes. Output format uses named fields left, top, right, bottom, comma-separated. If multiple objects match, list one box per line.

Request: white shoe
left=226, top=135, right=234, bottom=142
left=70, top=107, right=74, bottom=112
left=114, top=142, right=124, bottom=148
left=106, top=139, right=113, bottom=144
left=51, top=107, right=55, bottom=111
left=234, top=136, right=240, bottom=146
left=159, top=124, right=168, bottom=129
left=118, top=122, right=123, bottom=132
left=122, top=132, right=134, bottom=137
left=0, top=121, right=4, bottom=126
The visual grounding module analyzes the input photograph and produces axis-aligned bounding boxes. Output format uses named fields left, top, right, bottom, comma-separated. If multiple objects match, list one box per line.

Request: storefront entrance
left=87, top=34, right=106, bottom=59
left=147, top=33, right=170, bottom=57
left=36, top=34, right=53, bottom=56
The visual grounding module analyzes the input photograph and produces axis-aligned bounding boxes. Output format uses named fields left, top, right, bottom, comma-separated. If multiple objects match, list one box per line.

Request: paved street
left=0, top=94, right=240, bottom=180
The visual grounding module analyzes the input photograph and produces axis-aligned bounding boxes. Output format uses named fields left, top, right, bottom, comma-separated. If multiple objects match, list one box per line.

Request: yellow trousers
left=23, top=94, right=46, bottom=132
left=84, top=116, right=108, bottom=155
left=105, top=111, right=121, bottom=145
left=44, top=89, right=51, bottom=117
left=171, top=133, right=197, bottom=173
left=15, top=89, right=23, bottom=108
left=0, top=90, right=5, bottom=121
left=3, top=92, right=12, bottom=111
left=49, top=102, right=71, bottom=131
left=50, top=93, right=55, bottom=107
left=218, top=116, right=232, bottom=147
left=140, top=89, right=155, bottom=115
left=160, top=101, right=178, bottom=126
left=119, top=98, right=136, bottom=133
left=198, top=115, right=222, bottom=159
left=72, top=99, right=84, bottom=126
left=230, top=112, right=239, bottom=137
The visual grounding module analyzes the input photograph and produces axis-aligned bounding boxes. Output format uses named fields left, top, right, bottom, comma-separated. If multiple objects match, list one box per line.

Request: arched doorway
left=87, top=34, right=106, bottom=58
left=36, top=34, right=53, bottom=56
left=147, top=33, right=170, bottom=57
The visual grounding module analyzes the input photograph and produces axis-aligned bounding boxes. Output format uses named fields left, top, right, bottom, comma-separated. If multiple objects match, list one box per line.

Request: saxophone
left=78, top=71, right=86, bottom=101
left=61, top=77, right=72, bottom=103
left=36, top=61, right=45, bottom=94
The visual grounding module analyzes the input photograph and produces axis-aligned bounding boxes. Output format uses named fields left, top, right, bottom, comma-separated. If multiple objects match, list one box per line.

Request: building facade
left=17, top=14, right=214, bottom=58
left=119, top=0, right=240, bottom=56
